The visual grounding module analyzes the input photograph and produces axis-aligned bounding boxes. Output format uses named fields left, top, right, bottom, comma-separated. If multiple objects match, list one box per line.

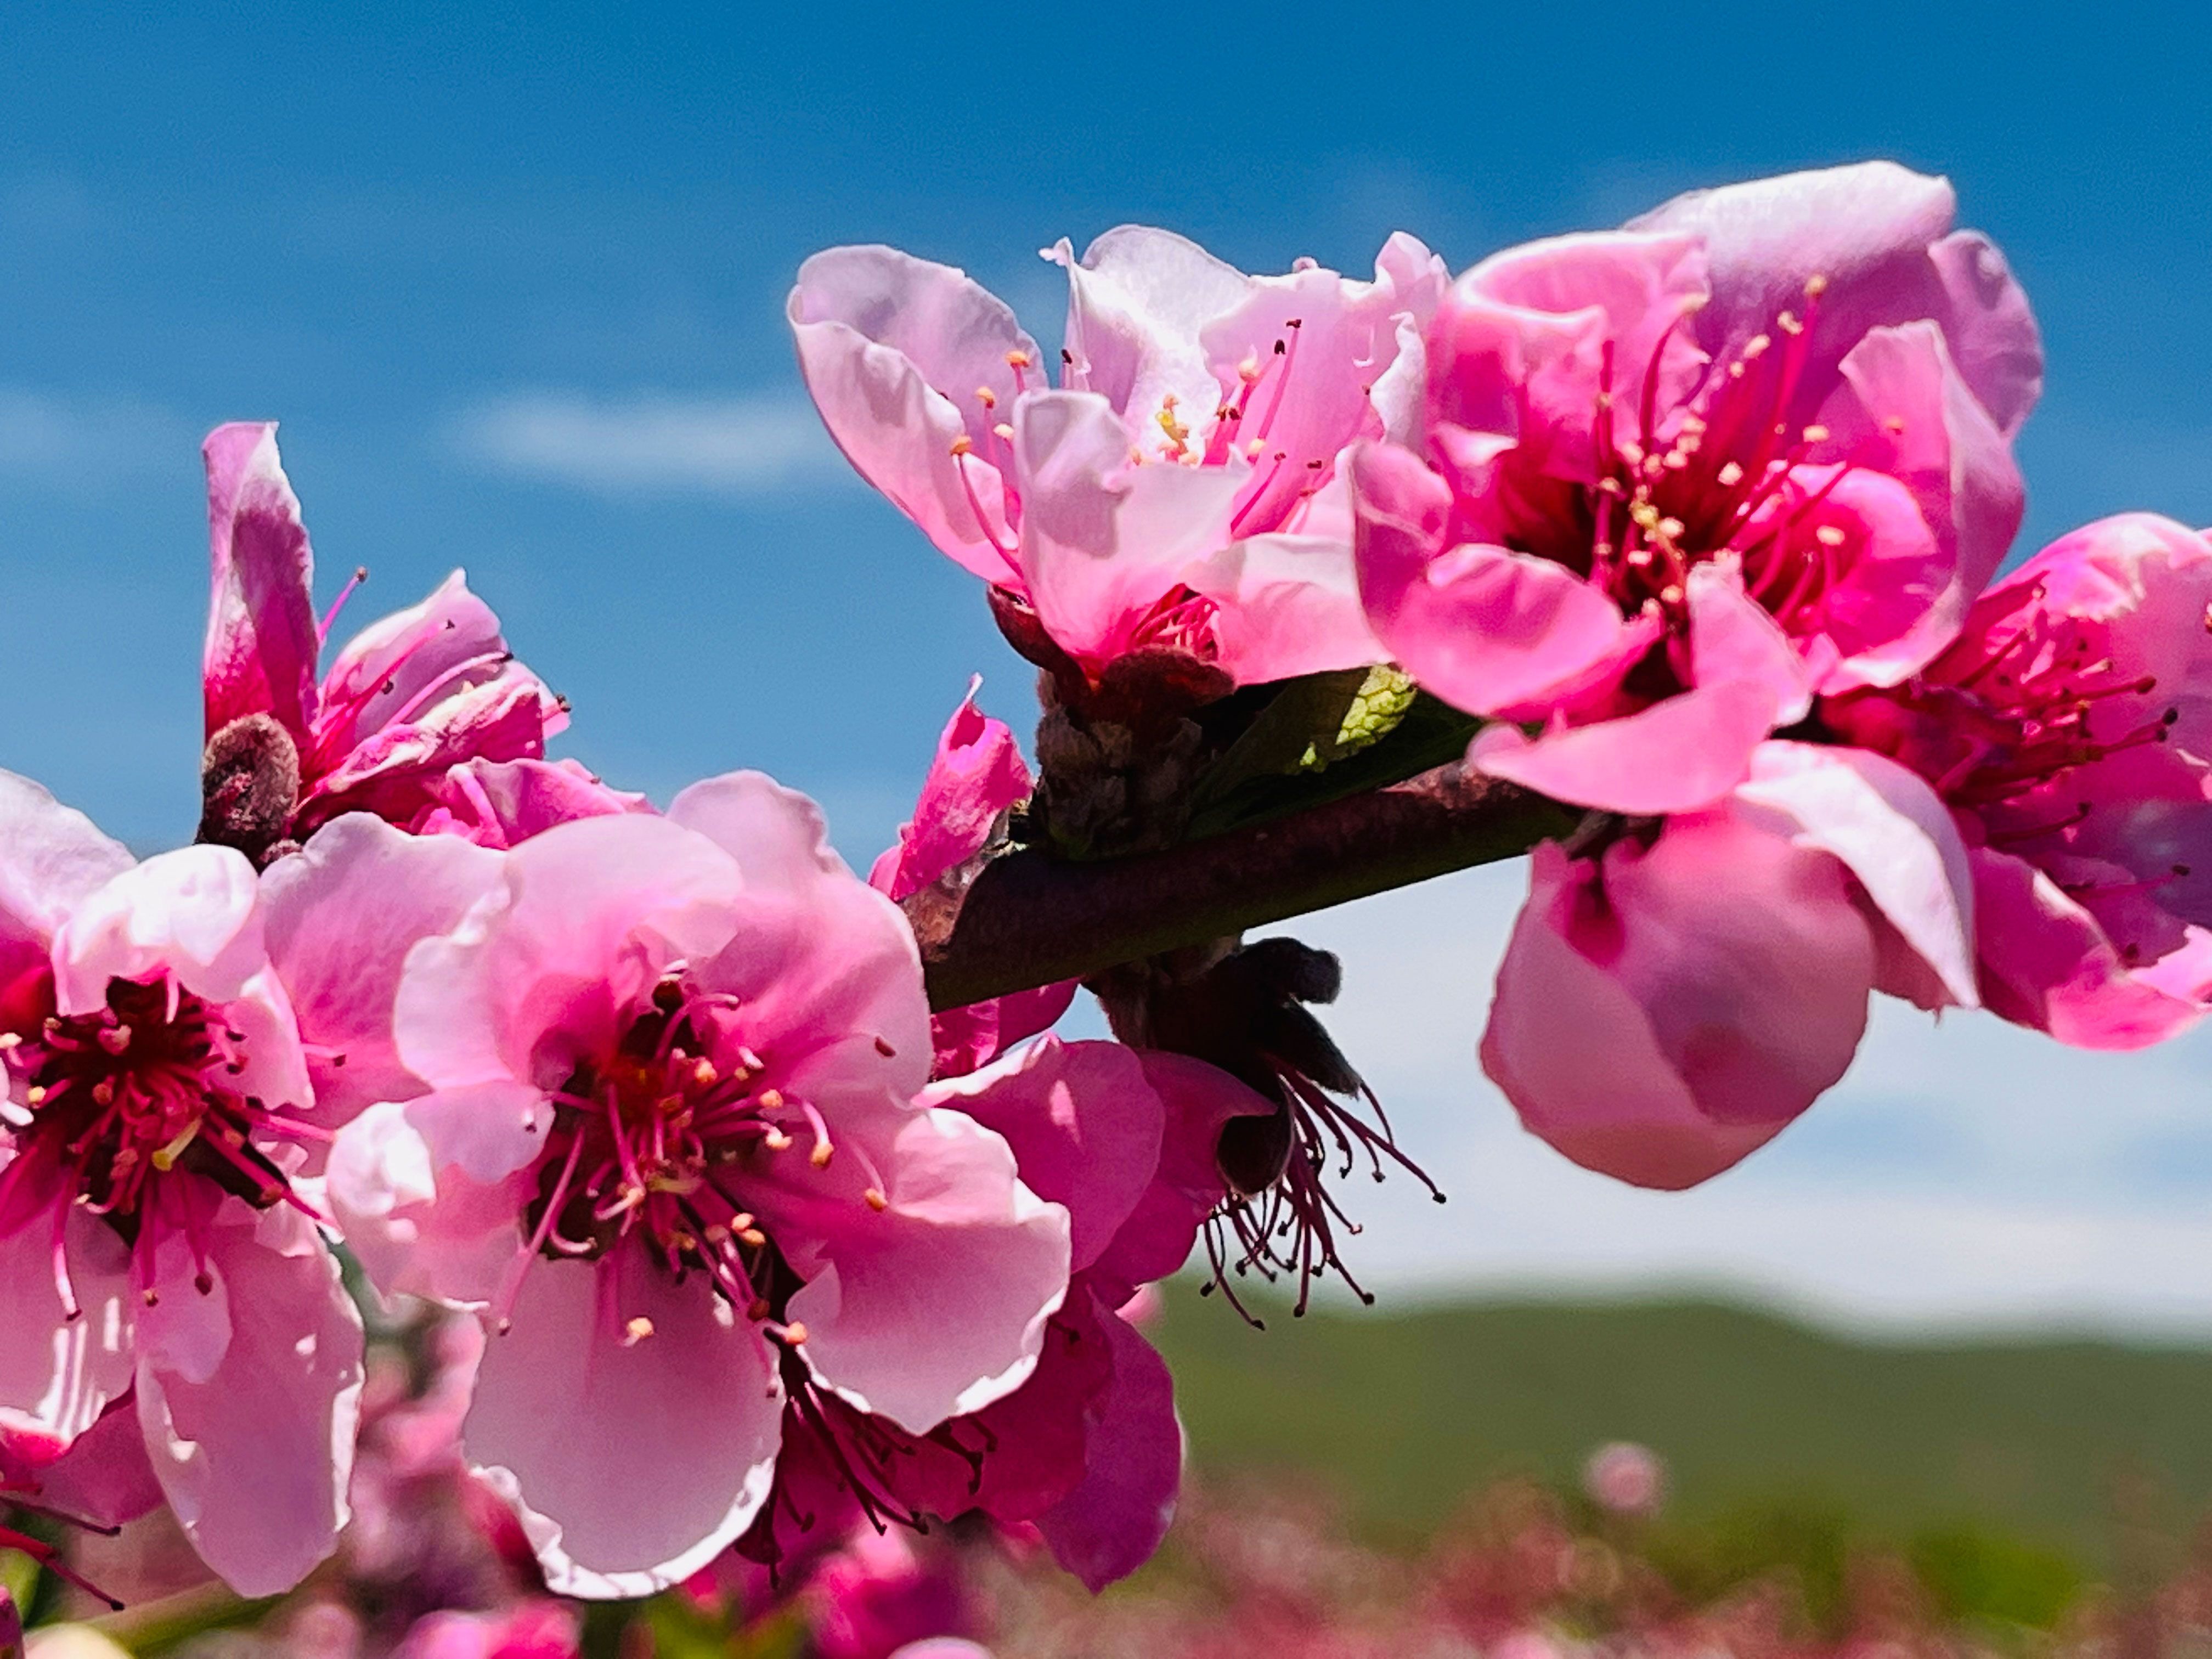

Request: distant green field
left=1155, top=1287, right=2212, bottom=1575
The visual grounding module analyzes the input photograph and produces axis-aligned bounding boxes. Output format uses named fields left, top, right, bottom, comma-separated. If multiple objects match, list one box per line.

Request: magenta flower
left=792, top=230, right=1446, bottom=687
left=407, top=758, right=652, bottom=850
left=0, top=771, right=363, bottom=1595
left=321, top=777, right=1071, bottom=1597
left=1351, top=162, right=2041, bottom=814
left=1826, top=512, right=2212, bottom=1047
left=870, top=684, right=1076, bottom=1078
left=738, top=1037, right=1268, bottom=1592
left=199, top=422, right=566, bottom=864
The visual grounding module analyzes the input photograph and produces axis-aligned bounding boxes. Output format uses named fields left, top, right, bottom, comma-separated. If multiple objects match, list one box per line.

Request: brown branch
left=915, top=764, right=1578, bottom=1011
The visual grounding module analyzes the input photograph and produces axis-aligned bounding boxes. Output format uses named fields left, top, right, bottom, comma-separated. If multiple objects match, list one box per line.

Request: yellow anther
left=1006, top=350, right=1032, bottom=369
left=864, top=1187, right=889, bottom=1212
left=1804, top=273, right=1830, bottom=298
left=1717, top=461, right=1745, bottom=487
left=781, top=1322, right=809, bottom=1346
left=763, top=1127, right=792, bottom=1152
left=993, top=422, right=1014, bottom=441
left=692, top=1057, right=718, bottom=1088
left=975, top=386, right=997, bottom=409
left=1815, top=524, right=1849, bottom=548
left=1801, top=424, right=1830, bottom=444
left=809, top=1140, right=834, bottom=1170
left=1884, top=415, right=1908, bottom=434
left=91, top=1079, right=115, bottom=1108
left=949, top=435, right=973, bottom=457
left=1245, top=437, right=1267, bottom=459
left=1658, top=583, right=1685, bottom=606
left=756, top=1088, right=783, bottom=1112
left=150, top=1121, right=201, bottom=1173
left=1778, top=311, right=1803, bottom=336
left=1742, top=334, right=1771, bottom=360
left=739, top=1227, right=769, bottom=1249
left=622, top=1316, right=655, bottom=1346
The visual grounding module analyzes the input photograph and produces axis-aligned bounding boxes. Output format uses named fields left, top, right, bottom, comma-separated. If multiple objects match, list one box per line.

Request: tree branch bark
left=915, top=763, right=1577, bottom=1011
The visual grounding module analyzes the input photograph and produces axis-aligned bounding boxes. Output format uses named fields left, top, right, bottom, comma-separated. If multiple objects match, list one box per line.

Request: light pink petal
left=394, top=814, right=743, bottom=1091
left=135, top=1193, right=234, bottom=1385
left=1195, top=235, right=1446, bottom=536
left=871, top=682, right=1031, bottom=904
left=319, top=572, right=534, bottom=741
left=0, top=771, right=133, bottom=982
left=1036, top=1297, right=1182, bottom=1592
left=1350, top=441, right=1648, bottom=717
left=135, top=1200, right=364, bottom=1597
left=262, top=813, right=506, bottom=1125
left=50, top=846, right=266, bottom=1014
left=1687, top=561, right=1812, bottom=724
left=1186, top=532, right=1388, bottom=685
left=789, top=246, right=1034, bottom=582
left=1446, top=232, right=1710, bottom=465
left=325, top=1097, right=534, bottom=1309
left=202, top=422, right=320, bottom=742
left=1968, top=848, right=2202, bottom=1049
left=670, top=773, right=933, bottom=1109
left=465, top=1250, right=783, bottom=1599
left=1469, top=680, right=1778, bottom=815
left=1770, top=465, right=1950, bottom=691
left=920, top=1037, right=1164, bottom=1273
left=1483, top=828, right=1875, bottom=1189
left=410, top=758, right=653, bottom=850
left=1735, top=741, right=1979, bottom=1008
left=1926, top=230, right=2043, bottom=439
left=1013, top=390, right=1244, bottom=668
left=0, top=1177, right=136, bottom=1446
left=1088, top=1051, right=1272, bottom=1299
left=769, top=1104, right=1070, bottom=1434
left=1051, top=227, right=1250, bottom=424
left=308, top=679, right=566, bottom=829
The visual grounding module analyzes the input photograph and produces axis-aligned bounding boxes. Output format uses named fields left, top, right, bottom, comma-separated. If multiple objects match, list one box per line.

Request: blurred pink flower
left=1352, top=161, right=2040, bottom=814
left=0, top=773, right=363, bottom=1595
left=807, top=1524, right=974, bottom=1659
left=870, top=682, right=1076, bottom=1078
left=320, top=776, right=1070, bottom=1598
left=199, top=423, right=565, bottom=862
left=1582, top=1442, right=1665, bottom=1516
left=391, top=1602, right=579, bottom=1659
left=792, top=230, right=1446, bottom=687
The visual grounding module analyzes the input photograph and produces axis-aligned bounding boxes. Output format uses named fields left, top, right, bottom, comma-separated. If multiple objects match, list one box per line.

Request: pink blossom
left=199, top=423, right=566, bottom=862
left=0, top=771, right=363, bottom=1595
left=1582, top=1442, right=1665, bottom=1516
left=870, top=683, right=1076, bottom=1077
left=741, top=1039, right=1265, bottom=1590
left=806, top=1524, right=975, bottom=1659
left=391, top=1603, right=580, bottom=1659
left=321, top=776, right=1071, bottom=1598
left=1352, top=162, right=2040, bottom=814
left=1825, top=513, right=2212, bottom=1047
left=792, top=230, right=1446, bottom=687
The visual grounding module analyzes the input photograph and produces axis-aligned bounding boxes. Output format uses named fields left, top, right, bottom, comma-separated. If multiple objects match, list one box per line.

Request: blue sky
left=1, top=1, right=2208, bottom=1325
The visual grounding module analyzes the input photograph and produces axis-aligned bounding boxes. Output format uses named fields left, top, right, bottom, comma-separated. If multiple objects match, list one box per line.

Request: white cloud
left=452, top=390, right=850, bottom=497
left=1252, top=864, right=2212, bottom=1338
left=0, top=387, right=196, bottom=490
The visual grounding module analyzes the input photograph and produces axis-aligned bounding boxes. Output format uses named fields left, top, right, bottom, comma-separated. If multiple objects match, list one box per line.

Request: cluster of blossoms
left=4, top=158, right=2209, bottom=1632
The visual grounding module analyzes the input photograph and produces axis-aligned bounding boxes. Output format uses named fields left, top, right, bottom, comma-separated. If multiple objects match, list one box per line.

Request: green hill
left=1154, top=1288, right=2212, bottom=1573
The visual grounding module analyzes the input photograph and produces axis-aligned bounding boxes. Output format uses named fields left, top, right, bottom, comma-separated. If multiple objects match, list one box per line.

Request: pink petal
left=0, top=771, right=134, bottom=984
left=1927, top=230, right=2043, bottom=439
left=50, top=846, right=266, bottom=1014
left=1186, top=532, right=1387, bottom=685
left=134, top=1200, right=364, bottom=1596
left=920, top=1038, right=1164, bottom=1273
left=1350, top=441, right=1647, bottom=717
left=19, top=1397, right=163, bottom=1530
left=926, top=980, right=1080, bottom=1080
left=325, top=1096, right=535, bottom=1309
left=789, top=246, right=1035, bottom=582
left=1469, top=680, right=1778, bottom=815
left=1050, top=227, right=1251, bottom=426
left=202, top=422, right=321, bottom=743
left=1734, top=741, right=1979, bottom=1008
left=410, top=758, right=652, bottom=850
left=262, top=813, right=505, bottom=1126
left=1969, top=847, right=2203, bottom=1049
left=1449, top=231, right=1711, bottom=467
left=776, top=1104, right=1070, bottom=1434
left=0, top=1180, right=136, bottom=1446
left=870, top=681, right=1031, bottom=904
left=465, top=1250, right=783, bottom=1599
left=670, top=774, right=933, bottom=1109
left=1088, top=1051, right=1272, bottom=1299
left=1036, top=1295, right=1182, bottom=1592
left=1687, top=561, right=1812, bottom=724
left=1483, top=827, right=1875, bottom=1189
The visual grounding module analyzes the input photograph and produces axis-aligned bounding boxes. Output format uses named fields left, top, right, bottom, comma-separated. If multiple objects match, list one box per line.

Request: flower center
left=517, top=975, right=885, bottom=1334
left=1, top=978, right=296, bottom=1238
